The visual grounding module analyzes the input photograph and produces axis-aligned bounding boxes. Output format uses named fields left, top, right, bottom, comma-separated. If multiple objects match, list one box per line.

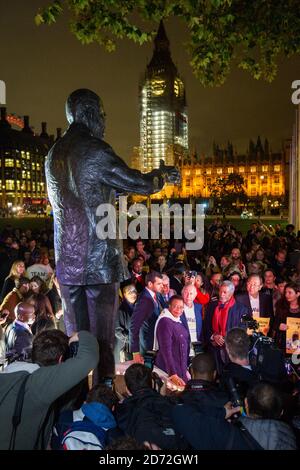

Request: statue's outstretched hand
left=159, top=159, right=181, bottom=185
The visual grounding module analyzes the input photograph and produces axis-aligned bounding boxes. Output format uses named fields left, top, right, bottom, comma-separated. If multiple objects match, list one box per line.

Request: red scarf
left=212, top=296, right=236, bottom=337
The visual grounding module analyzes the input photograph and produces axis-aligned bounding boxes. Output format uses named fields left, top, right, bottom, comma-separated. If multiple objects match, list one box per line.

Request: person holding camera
left=172, top=382, right=296, bottom=450
left=0, top=329, right=99, bottom=449
left=221, top=328, right=258, bottom=400
left=153, top=295, right=189, bottom=387
left=179, top=352, right=229, bottom=411
left=115, top=363, right=183, bottom=450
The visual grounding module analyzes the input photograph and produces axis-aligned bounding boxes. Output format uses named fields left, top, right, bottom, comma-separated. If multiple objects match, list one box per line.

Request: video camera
left=241, top=314, right=273, bottom=345
left=241, top=314, right=286, bottom=383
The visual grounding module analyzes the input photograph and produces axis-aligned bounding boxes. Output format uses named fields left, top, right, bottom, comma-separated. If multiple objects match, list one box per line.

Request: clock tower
left=138, top=21, right=188, bottom=172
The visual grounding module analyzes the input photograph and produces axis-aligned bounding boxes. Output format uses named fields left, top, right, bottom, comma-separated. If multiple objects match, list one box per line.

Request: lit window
left=27, top=172, right=31, bottom=179
left=228, top=167, right=234, bottom=174
left=239, top=167, right=245, bottom=173
left=262, top=165, right=268, bottom=172
left=16, top=160, right=21, bottom=168
left=206, top=168, right=212, bottom=175
left=195, top=169, right=201, bottom=175
left=250, top=166, right=256, bottom=173
left=22, top=171, right=26, bottom=179
left=274, top=165, right=281, bottom=172
left=185, top=170, right=190, bottom=176
left=32, top=163, right=36, bottom=170
left=16, top=181, right=21, bottom=190
left=5, top=159, right=14, bottom=167
left=6, top=180, right=15, bottom=190
left=217, top=168, right=222, bottom=174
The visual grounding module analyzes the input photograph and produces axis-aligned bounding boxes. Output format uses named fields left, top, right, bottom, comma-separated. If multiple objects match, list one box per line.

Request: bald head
left=182, top=283, right=197, bottom=307
left=15, top=302, right=35, bottom=324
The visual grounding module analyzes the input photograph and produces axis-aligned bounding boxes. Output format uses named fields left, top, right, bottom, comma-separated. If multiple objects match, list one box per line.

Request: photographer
left=0, top=329, right=99, bottom=449
left=179, top=352, right=229, bottom=411
left=221, top=328, right=258, bottom=400
left=172, top=382, right=297, bottom=450
left=115, top=363, right=184, bottom=450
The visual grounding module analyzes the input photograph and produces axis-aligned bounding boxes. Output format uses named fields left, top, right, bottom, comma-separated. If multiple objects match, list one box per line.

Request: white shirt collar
left=146, top=287, right=156, bottom=300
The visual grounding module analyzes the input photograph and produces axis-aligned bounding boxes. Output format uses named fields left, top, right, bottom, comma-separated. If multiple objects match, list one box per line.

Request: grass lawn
left=0, top=215, right=289, bottom=236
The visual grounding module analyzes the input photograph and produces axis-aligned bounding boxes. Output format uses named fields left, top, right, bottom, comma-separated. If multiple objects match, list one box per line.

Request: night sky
left=1, top=0, right=300, bottom=163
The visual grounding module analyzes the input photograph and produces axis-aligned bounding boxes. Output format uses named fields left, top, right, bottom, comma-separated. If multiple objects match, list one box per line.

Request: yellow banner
left=253, top=316, right=270, bottom=336
left=286, top=317, right=300, bottom=354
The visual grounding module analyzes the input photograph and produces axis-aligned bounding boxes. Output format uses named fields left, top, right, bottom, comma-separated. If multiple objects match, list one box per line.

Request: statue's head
left=66, top=89, right=105, bottom=138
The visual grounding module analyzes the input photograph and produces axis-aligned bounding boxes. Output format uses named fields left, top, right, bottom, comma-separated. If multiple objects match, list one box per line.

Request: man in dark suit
left=169, top=263, right=185, bottom=295
left=45, top=89, right=180, bottom=378
left=130, top=271, right=164, bottom=362
left=236, top=274, right=274, bottom=323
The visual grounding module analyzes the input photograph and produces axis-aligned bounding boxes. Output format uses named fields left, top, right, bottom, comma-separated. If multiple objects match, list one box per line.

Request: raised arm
left=90, top=141, right=180, bottom=195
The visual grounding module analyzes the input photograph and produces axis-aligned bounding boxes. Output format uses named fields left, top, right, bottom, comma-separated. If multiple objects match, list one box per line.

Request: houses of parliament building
left=131, top=21, right=288, bottom=209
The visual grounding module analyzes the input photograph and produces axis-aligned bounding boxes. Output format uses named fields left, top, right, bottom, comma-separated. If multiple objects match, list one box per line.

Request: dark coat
left=179, top=379, right=229, bottom=411
left=236, top=292, right=274, bottom=319
left=220, top=362, right=259, bottom=400
left=114, top=299, right=135, bottom=361
left=203, top=300, right=249, bottom=345
left=45, top=113, right=165, bottom=286
left=5, top=322, right=33, bottom=358
left=169, top=276, right=184, bottom=295
left=129, top=288, right=162, bottom=354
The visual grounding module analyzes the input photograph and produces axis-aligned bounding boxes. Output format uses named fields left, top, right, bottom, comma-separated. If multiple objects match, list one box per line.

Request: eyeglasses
left=127, top=289, right=137, bottom=294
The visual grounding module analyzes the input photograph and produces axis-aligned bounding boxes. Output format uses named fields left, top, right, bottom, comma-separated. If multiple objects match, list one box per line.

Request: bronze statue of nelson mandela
left=45, top=88, right=180, bottom=380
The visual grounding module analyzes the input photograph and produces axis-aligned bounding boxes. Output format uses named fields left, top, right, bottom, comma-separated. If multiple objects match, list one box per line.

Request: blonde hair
left=8, top=260, right=25, bottom=278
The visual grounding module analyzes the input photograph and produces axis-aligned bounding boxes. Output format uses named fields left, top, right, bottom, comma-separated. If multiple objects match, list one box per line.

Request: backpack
left=125, top=392, right=186, bottom=450
left=60, top=417, right=107, bottom=450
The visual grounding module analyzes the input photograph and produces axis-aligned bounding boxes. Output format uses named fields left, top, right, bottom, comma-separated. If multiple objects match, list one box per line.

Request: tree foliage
left=35, top=0, right=300, bottom=86
left=208, top=172, right=247, bottom=206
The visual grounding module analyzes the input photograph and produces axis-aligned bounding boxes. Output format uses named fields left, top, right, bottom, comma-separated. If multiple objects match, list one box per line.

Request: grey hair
left=182, top=283, right=197, bottom=294
left=220, top=280, right=235, bottom=295
left=162, top=274, right=170, bottom=282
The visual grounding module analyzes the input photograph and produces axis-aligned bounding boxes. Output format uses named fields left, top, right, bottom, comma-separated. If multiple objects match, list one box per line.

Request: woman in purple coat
left=154, top=295, right=189, bottom=387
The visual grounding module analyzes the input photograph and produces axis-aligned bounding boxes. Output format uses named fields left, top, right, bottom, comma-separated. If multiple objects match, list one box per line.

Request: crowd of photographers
left=0, top=218, right=300, bottom=449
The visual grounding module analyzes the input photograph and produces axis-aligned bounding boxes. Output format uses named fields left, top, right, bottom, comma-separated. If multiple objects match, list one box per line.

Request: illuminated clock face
left=174, top=78, right=183, bottom=97
left=152, top=78, right=166, bottom=96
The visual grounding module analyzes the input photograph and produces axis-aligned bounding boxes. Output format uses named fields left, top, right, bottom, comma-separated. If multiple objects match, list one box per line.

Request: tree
left=35, top=0, right=300, bottom=86
left=208, top=172, right=247, bottom=208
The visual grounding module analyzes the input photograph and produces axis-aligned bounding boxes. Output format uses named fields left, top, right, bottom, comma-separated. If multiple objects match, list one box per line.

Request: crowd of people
left=1, top=217, right=300, bottom=450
